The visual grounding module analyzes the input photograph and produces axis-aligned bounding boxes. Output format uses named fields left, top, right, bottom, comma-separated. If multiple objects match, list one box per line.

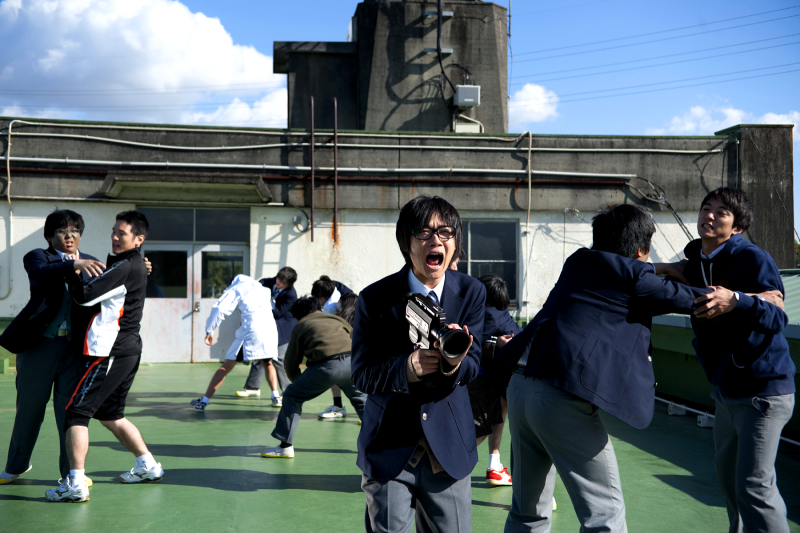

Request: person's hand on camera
left=411, top=347, right=440, bottom=377
left=204, top=333, right=214, bottom=346
left=436, top=324, right=473, bottom=371
left=74, top=258, right=106, bottom=277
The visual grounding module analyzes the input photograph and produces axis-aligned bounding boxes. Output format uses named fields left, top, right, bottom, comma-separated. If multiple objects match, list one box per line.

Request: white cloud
left=647, top=106, right=799, bottom=142
left=0, top=0, right=287, bottom=127
left=508, top=83, right=559, bottom=131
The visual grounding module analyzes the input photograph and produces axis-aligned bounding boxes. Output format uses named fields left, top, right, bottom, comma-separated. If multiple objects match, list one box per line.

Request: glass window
left=138, top=208, right=193, bottom=241
left=196, top=209, right=249, bottom=242
left=460, top=221, right=518, bottom=302
left=201, top=251, right=244, bottom=298
left=144, top=250, right=188, bottom=298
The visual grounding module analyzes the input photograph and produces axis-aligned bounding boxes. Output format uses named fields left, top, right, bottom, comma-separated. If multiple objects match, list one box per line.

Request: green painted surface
left=781, top=271, right=800, bottom=325
left=0, top=363, right=798, bottom=532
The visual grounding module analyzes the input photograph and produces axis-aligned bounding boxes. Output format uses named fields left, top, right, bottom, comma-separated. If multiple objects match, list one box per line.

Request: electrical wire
left=515, top=5, right=800, bottom=56
left=626, top=177, right=694, bottom=241
left=513, top=14, right=800, bottom=62
left=511, top=39, right=800, bottom=83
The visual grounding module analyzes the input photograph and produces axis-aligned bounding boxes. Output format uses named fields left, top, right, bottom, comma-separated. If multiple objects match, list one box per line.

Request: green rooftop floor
left=1, top=363, right=798, bottom=532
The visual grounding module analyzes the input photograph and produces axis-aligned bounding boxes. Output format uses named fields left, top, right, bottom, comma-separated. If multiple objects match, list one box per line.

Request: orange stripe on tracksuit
left=65, top=357, right=104, bottom=410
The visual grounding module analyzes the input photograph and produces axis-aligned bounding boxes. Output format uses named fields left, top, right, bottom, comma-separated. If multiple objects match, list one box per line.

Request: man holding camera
left=351, top=196, right=485, bottom=533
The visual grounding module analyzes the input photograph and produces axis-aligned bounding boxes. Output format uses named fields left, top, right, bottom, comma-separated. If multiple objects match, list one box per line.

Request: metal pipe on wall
left=260, top=175, right=626, bottom=187
left=310, top=96, right=315, bottom=242
left=333, top=97, right=338, bottom=243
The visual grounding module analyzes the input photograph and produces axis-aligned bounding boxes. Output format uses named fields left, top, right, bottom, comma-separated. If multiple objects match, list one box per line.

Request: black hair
left=44, top=209, right=85, bottom=242
left=336, top=293, right=359, bottom=326
left=276, top=266, right=297, bottom=288
left=311, top=275, right=336, bottom=300
left=591, top=204, right=655, bottom=258
left=479, top=274, right=510, bottom=310
left=117, top=210, right=149, bottom=238
left=700, top=187, right=754, bottom=232
left=291, top=296, right=322, bottom=321
left=395, top=196, right=463, bottom=266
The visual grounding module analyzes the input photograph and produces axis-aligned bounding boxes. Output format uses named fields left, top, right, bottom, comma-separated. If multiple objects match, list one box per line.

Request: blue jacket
left=682, top=234, right=796, bottom=398
left=351, top=266, right=485, bottom=482
left=482, top=306, right=522, bottom=344
left=259, top=277, right=297, bottom=346
left=0, top=246, right=100, bottom=354
left=496, top=248, right=712, bottom=429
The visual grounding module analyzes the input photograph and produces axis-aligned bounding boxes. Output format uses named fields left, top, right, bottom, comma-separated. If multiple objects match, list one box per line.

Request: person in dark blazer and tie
left=237, top=267, right=298, bottom=402
left=351, top=196, right=485, bottom=533
left=0, top=210, right=105, bottom=484
left=496, top=204, right=742, bottom=533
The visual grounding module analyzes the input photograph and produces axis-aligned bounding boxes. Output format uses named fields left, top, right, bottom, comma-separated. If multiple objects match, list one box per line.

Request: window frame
left=136, top=206, right=250, bottom=245
left=460, top=219, right=520, bottom=306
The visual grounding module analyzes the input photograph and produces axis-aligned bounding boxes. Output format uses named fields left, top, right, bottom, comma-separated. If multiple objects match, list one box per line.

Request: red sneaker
left=486, top=467, right=512, bottom=486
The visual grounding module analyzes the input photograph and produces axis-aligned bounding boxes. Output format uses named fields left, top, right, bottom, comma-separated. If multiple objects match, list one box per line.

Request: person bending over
left=662, top=187, right=795, bottom=533
left=236, top=267, right=298, bottom=401
left=261, top=296, right=366, bottom=458
left=47, top=211, right=164, bottom=502
left=191, top=274, right=280, bottom=411
left=311, top=275, right=354, bottom=419
left=468, top=274, right=522, bottom=487
left=495, top=204, right=738, bottom=532
left=352, top=195, right=484, bottom=533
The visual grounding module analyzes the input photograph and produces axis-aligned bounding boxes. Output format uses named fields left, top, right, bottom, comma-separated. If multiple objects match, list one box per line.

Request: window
left=138, top=207, right=249, bottom=243
left=457, top=221, right=518, bottom=303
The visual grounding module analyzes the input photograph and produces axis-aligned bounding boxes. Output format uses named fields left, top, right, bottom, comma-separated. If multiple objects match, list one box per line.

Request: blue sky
left=1, top=0, right=798, bottom=227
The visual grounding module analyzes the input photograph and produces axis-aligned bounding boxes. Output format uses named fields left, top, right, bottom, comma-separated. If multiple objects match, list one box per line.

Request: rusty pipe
left=333, top=97, right=338, bottom=243
left=260, top=175, right=626, bottom=186
left=310, top=96, right=315, bottom=242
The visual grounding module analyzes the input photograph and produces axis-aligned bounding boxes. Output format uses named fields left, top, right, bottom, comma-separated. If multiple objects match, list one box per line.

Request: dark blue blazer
left=0, top=246, right=100, bottom=354
left=496, top=249, right=711, bottom=429
left=482, top=306, right=522, bottom=343
left=259, top=277, right=298, bottom=346
left=351, top=266, right=485, bottom=482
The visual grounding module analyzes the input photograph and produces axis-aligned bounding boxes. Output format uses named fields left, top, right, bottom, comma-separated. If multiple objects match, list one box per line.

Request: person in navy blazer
left=496, top=205, right=739, bottom=533
left=0, top=210, right=105, bottom=484
left=238, top=267, right=298, bottom=398
left=352, top=196, right=485, bottom=533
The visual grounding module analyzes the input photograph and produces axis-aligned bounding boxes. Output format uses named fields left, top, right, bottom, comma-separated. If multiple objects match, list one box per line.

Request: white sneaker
left=318, top=405, right=346, bottom=419
left=235, top=389, right=261, bottom=397
left=119, top=463, right=165, bottom=483
left=46, top=476, right=89, bottom=502
left=261, top=445, right=294, bottom=458
left=271, top=396, right=282, bottom=408
left=0, top=464, right=32, bottom=485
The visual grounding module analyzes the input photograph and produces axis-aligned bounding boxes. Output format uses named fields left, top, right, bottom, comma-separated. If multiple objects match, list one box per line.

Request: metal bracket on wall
left=424, top=10, right=453, bottom=19
left=424, top=48, right=453, bottom=55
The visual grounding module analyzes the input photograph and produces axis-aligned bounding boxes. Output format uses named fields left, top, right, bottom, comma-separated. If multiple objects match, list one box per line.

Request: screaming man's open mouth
left=426, top=252, right=443, bottom=267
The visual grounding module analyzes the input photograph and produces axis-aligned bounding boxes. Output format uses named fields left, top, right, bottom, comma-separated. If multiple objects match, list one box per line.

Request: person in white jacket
left=190, top=275, right=280, bottom=411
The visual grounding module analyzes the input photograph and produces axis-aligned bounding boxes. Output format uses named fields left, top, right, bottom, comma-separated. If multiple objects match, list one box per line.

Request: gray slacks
left=711, top=387, right=794, bottom=533
left=5, top=336, right=78, bottom=479
left=505, top=372, right=628, bottom=533
left=244, top=342, right=290, bottom=392
left=362, top=454, right=472, bottom=533
left=271, top=355, right=366, bottom=445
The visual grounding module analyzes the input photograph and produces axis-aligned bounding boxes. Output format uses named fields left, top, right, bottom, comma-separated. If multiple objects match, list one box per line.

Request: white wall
left=0, top=200, right=135, bottom=316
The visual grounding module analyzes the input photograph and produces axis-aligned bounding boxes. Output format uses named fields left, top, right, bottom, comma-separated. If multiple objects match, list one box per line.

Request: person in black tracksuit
left=46, top=211, right=165, bottom=503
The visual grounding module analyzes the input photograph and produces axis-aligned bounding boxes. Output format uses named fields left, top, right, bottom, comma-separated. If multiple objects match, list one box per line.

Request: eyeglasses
left=54, top=229, right=81, bottom=237
left=412, top=226, right=456, bottom=241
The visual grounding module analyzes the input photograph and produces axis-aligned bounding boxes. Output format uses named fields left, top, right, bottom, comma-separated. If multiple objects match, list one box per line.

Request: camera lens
left=439, top=328, right=471, bottom=359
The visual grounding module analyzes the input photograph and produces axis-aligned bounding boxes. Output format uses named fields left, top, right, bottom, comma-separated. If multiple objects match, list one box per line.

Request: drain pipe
left=310, top=96, right=315, bottom=242
left=654, top=396, right=800, bottom=447
left=333, top=97, right=338, bottom=243
left=0, top=120, right=17, bottom=300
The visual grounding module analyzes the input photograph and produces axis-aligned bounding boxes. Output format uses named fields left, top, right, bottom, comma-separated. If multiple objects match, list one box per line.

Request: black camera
left=405, top=293, right=471, bottom=359
left=482, top=336, right=498, bottom=360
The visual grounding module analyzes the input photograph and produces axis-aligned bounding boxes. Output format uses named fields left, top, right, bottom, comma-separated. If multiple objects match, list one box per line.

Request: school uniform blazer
left=351, top=266, right=485, bottom=482
left=0, top=246, right=99, bottom=354
left=496, top=248, right=712, bottom=429
left=259, top=277, right=298, bottom=346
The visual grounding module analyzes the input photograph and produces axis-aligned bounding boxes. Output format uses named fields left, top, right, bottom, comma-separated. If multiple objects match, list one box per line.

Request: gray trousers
left=505, top=372, right=628, bottom=533
left=362, top=454, right=472, bottom=533
left=244, top=343, right=290, bottom=392
left=271, top=355, right=366, bottom=445
left=5, top=336, right=78, bottom=479
left=711, top=387, right=795, bottom=533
